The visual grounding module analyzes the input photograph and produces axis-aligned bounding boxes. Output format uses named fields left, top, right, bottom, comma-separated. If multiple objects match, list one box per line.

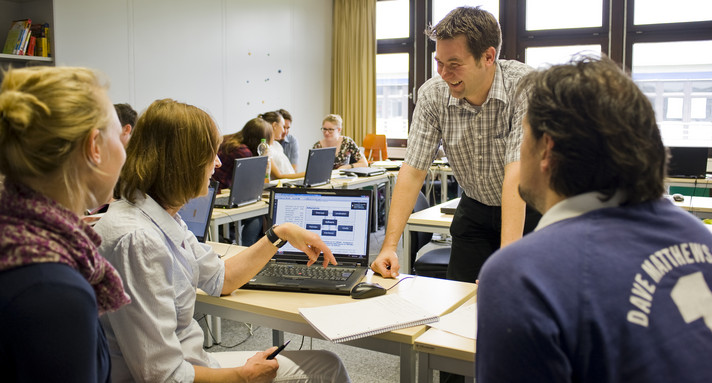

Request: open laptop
left=242, top=187, right=372, bottom=295
left=178, top=181, right=218, bottom=242
left=668, top=146, right=709, bottom=178
left=285, top=147, right=337, bottom=187
left=215, top=156, right=269, bottom=208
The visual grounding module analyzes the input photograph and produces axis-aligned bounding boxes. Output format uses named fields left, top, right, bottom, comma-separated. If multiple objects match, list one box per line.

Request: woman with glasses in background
left=313, top=114, right=368, bottom=170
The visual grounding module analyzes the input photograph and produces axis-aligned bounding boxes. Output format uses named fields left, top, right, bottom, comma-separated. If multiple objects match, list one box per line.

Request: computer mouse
left=672, top=193, right=684, bottom=202
left=350, top=282, right=387, bottom=299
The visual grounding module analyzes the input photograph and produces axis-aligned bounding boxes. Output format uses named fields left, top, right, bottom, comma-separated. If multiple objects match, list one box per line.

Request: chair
left=410, top=192, right=451, bottom=278
left=362, top=134, right=388, bottom=163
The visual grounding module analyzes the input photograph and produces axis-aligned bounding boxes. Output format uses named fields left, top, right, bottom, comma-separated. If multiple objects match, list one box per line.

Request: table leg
left=440, top=170, right=448, bottom=204
left=418, top=352, right=434, bottom=383
left=272, top=329, right=284, bottom=347
left=402, top=225, right=411, bottom=274
left=399, top=343, right=417, bottom=383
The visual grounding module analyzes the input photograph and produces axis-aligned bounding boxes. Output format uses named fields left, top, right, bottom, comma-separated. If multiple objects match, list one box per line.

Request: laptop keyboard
left=258, top=264, right=354, bottom=281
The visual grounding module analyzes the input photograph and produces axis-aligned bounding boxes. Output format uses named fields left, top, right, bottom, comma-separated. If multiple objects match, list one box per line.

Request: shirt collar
left=535, top=191, right=626, bottom=231
left=131, top=191, right=185, bottom=246
left=447, top=61, right=506, bottom=108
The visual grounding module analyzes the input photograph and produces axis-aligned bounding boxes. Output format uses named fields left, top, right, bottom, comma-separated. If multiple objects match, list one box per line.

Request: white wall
left=53, top=0, right=332, bottom=171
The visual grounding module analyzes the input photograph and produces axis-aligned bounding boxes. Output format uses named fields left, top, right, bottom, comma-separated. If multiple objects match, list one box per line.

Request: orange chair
left=362, top=134, right=388, bottom=163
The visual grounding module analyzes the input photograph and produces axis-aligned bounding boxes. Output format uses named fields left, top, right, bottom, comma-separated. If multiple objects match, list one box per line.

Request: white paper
left=428, top=303, right=477, bottom=340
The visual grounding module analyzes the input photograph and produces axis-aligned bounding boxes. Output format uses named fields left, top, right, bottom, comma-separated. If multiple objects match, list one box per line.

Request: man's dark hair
left=277, top=108, right=292, bottom=122
left=521, top=55, right=666, bottom=205
left=114, top=103, right=137, bottom=128
left=425, top=6, right=501, bottom=60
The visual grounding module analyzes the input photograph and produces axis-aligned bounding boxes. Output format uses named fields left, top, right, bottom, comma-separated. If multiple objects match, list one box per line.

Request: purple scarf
left=0, top=181, right=130, bottom=315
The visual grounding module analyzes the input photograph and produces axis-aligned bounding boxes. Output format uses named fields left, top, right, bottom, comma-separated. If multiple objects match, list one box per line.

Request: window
left=525, top=45, right=601, bottom=69
left=376, top=0, right=712, bottom=148
left=525, top=0, right=602, bottom=30
left=376, top=53, right=410, bottom=139
left=632, top=40, right=712, bottom=146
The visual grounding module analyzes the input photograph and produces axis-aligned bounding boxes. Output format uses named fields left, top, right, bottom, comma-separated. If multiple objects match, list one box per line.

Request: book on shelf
left=17, top=19, right=32, bottom=55
left=298, top=294, right=439, bottom=343
left=28, top=23, right=50, bottom=57
left=3, top=19, right=30, bottom=55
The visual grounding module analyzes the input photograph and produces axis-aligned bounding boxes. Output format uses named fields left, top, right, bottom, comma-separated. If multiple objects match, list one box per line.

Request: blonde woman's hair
left=0, top=66, right=112, bottom=212
left=119, top=99, right=221, bottom=209
left=322, top=114, right=343, bottom=129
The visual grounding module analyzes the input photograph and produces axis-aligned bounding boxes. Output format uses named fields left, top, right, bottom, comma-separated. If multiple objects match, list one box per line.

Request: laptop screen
left=303, top=147, right=337, bottom=187
left=230, top=156, right=269, bottom=206
left=269, top=188, right=372, bottom=264
left=668, top=146, right=709, bottom=178
left=179, top=181, right=217, bottom=242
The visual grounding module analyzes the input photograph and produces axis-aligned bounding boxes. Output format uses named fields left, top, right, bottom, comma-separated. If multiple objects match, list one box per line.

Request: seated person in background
left=213, top=117, right=272, bottom=191
left=0, top=66, right=130, bottom=381
left=114, top=102, right=137, bottom=148
left=313, top=114, right=368, bottom=170
left=260, top=110, right=305, bottom=180
left=212, top=117, right=273, bottom=246
left=476, top=56, right=712, bottom=382
left=95, top=99, right=351, bottom=383
left=277, top=108, right=299, bottom=171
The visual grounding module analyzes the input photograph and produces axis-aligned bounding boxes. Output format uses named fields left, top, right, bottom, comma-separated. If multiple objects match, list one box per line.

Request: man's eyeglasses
left=321, top=128, right=335, bottom=132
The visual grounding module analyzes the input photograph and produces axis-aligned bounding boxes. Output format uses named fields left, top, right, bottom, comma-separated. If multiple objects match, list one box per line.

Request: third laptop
left=242, top=187, right=372, bottom=295
left=215, top=156, right=269, bottom=208
left=287, top=147, right=337, bottom=187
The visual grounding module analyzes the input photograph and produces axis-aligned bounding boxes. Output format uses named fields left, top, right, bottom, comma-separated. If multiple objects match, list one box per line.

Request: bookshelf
left=0, top=0, right=54, bottom=70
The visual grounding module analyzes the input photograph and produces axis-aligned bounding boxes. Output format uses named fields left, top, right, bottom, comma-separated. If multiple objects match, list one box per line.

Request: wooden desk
left=671, top=195, right=712, bottom=218
left=402, top=201, right=454, bottom=273
left=666, top=177, right=712, bottom=189
left=209, top=200, right=269, bottom=242
left=415, top=295, right=476, bottom=382
left=198, top=242, right=476, bottom=383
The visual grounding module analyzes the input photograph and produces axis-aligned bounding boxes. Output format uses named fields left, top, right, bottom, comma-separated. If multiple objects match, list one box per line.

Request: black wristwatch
left=265, top=224, right=287, bottom=248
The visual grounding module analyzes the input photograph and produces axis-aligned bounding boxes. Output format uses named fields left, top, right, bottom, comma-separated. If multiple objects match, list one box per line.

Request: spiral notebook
left=299, top=294, right=439, bottom=343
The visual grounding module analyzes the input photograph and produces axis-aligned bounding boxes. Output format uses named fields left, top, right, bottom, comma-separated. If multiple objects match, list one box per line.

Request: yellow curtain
left=331, top=0, right=376, bottom=146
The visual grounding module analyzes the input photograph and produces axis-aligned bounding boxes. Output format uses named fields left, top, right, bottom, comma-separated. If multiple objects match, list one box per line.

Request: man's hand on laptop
left=276, top=223, right=338, bottom=268
left=371, top=249, right=400, bottom=278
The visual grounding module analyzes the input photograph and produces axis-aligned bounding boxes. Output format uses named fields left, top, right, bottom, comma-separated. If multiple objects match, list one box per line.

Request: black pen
left=267, top=339, right=291, bottom=360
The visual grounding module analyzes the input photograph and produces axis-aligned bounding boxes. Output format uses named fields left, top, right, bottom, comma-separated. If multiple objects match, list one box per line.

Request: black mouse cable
left=386, top=276, right=414, bottom=291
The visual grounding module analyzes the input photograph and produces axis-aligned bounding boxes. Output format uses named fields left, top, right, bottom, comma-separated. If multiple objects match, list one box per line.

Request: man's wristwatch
left=265, top=224, right=287, bottom=248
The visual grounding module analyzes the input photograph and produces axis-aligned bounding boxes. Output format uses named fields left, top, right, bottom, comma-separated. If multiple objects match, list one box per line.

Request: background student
left=476, top=56, right=712, bottom=382
left=277, top=108, right=299, bottom=171
left=261, top=110, right=305, bottom=180
left=0, top=66, right=131, bottom=382
left=313, top=113, right=367, bottom=170
left=95, top=99, right=351, bottom=383
left=370, top=6, right=540, bottom=283
left=212, top=117, right=273, bottom=246
left=114, top=102, right=137, bottom=148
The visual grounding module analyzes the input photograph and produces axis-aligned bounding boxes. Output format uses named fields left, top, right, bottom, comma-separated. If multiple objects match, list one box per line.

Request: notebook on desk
left=178, top=181, right=218, bottom=242
left=340, top=167, right=386, bottom=177
left=284, top=147, right=337, bottom=187
left=668, top=147, right=709, bottom=179
left=242, top=187, right=372, bottom=295
left=215, top=156, right=269, bottom=208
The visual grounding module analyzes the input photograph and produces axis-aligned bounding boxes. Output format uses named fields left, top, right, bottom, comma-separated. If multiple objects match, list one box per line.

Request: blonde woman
left=0, top=66, right=130, bottom=382
left=313, top=114, right=368, bottom=170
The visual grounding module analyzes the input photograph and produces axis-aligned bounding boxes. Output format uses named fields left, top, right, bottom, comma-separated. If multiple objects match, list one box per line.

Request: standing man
left=277, top=108, right=299, bottom=171
left=476, top=56, right=712, bottom=382
left=371, top=6, right=540, bottom=282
